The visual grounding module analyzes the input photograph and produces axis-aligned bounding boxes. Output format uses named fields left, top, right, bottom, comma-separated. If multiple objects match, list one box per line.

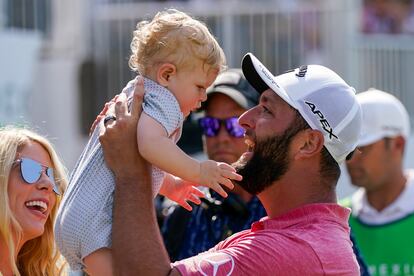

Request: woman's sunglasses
left=14, top=158, right=60, bottom=195
left=198, top=116, right=245, bottom=138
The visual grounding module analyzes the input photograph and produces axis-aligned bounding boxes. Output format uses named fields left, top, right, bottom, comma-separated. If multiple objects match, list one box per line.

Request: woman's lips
left=26, top=206, right=48, bottom=220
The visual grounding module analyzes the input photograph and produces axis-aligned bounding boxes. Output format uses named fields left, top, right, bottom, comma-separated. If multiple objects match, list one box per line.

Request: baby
left=55, top=9, right=241, bottom=275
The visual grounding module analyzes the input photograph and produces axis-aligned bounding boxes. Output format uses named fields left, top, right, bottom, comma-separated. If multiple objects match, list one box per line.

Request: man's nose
left=215, top=123, right=231, bottom=141
left=200, top=90, right=207, bottom=102
left=238, top=106, right=258, bottom=130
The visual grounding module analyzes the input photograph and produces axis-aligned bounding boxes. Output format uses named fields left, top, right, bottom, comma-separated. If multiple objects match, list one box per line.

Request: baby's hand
left=161, top=177, right=205, bottom=211
left=199, top=160, right=242, bottom=198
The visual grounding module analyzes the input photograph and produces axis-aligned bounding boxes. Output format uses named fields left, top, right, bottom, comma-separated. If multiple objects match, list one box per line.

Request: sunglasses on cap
left=14, top=158, right=60, bottom=195
left=198, top=116, right=245, bottom=138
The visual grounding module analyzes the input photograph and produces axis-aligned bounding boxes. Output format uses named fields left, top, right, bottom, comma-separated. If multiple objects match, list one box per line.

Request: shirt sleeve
left=142, top=78, right=183, bottom=137
left=121, top=77, right=183, bottom=137
left=172, top=231, right=277, bottom=275
left=172, top=230, right=323, bottom=276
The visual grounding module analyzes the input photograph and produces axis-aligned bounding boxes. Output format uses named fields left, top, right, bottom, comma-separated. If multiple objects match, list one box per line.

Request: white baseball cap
left=356, top=88, right=410, bottom=147
left=241, top=53, right=362, bottom=164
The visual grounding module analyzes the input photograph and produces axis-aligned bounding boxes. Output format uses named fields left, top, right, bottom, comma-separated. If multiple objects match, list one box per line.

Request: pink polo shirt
left=173, top=203, right=359, bottom=276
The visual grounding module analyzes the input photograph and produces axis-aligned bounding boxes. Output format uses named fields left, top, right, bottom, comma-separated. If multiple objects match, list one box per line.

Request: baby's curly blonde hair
left=129, top=9, right=226, bottom=75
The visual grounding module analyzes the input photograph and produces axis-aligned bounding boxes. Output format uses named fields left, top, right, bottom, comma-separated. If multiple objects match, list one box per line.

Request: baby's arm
left=138, top=113, right=241, bottom=197
left=138, top=112, right=198, bottom=180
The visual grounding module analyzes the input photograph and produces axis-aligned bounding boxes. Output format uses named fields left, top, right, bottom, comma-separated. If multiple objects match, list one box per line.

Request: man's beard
left=233, top=121, right=306, bottom=195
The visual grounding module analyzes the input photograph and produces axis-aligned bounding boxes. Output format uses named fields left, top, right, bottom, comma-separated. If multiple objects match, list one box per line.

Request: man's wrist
left=115, top=173, right=149, bottom=186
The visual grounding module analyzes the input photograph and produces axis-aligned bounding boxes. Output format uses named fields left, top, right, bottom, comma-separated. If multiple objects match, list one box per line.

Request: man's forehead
left=260, top=89, right=285, bottom=106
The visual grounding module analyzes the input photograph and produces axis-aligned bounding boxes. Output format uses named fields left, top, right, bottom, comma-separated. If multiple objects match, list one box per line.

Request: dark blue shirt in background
left=162, top=191, right=266, bottom=261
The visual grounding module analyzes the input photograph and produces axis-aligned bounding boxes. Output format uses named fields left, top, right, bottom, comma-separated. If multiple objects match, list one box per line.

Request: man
left=344, top=88, right=413, bottom=276
left=162, top=69, right=266, bottom=261
left=100, top=53, right=362, bottom=275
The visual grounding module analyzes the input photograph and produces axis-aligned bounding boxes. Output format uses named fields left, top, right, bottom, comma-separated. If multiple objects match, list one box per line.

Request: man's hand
left=90, top=77, right=138, bottom=135
left=99, top=76, right=145, bottom=178
left=105, top=76, right=175, bottom=275
left=89, top=98, right=117, bottom=136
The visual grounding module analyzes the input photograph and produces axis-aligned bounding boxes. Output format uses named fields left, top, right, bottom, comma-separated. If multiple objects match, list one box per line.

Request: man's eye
left=263, top=106, right=271, bottom=114
left=358, top=145, right=370, bottom=153
left=197, top=86, right=205, bottom=92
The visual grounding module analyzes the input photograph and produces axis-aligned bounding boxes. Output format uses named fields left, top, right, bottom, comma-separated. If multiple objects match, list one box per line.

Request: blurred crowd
left=362, top=0, right=414, bottom=34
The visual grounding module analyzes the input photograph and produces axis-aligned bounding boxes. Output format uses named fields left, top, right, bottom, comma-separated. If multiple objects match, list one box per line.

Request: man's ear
left=157, top=63, right=176, bottom=87
left=392, top=135, right=406, bottom=155
left=294, top=129, right=324, bottom=160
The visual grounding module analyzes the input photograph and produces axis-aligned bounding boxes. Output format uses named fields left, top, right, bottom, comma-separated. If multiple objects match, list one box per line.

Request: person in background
left=0, top=127, right=67, bottom=276
left=162, top=69, right=266, bottom=261
left=344, top=88, right=413, bottom=276
left=101, top=53, right=362, bottom=275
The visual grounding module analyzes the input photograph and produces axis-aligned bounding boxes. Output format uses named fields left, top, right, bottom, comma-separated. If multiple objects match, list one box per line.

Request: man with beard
left=100, top=53, right=362, bottom=275
left=162, top=69, right=266, bottom=261
left=344, top=89, right=413, bottom=275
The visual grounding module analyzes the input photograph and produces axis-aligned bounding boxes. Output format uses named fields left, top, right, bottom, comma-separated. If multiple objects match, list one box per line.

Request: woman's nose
left=35, top=172, right=54, bottom=193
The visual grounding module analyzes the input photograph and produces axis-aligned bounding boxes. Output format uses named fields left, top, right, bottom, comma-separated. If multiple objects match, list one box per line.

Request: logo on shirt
left=197, top=252, right=235, bottom=276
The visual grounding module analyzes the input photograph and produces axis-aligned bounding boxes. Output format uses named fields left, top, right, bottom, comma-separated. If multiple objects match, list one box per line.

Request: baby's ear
left=157, top=63, right=176, bottom=86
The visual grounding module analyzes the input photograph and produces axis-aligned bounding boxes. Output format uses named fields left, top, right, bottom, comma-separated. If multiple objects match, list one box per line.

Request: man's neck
left=366, top=171, right=407, bottom=212
left=258, top=174, right=336, bottom=218
left=231, top=185, right=253, bottom=202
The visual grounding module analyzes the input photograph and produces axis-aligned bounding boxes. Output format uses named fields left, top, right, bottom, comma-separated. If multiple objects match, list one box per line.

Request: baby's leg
left=83, top=248, right=113, bottom=276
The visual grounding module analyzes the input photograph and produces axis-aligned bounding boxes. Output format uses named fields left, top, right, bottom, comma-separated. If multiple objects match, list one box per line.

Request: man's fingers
left=114, top=93, right=128, bottom=119
left=130, top=76, right=145, bottom=119
left=90, top=98, right=117, bottom=136
left=98, top=118, right=108, bottom=146
left=89, top=114, right=105, bottom=136
left=112, top=94, right=120, bottom=103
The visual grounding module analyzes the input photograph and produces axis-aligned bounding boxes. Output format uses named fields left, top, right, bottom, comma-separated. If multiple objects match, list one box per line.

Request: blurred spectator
left=344, top=88, right=413, bottom=275
left=362, top=0, right=414, bottom=34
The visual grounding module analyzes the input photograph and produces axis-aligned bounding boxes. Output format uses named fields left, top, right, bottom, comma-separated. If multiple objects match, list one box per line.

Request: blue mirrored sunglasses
left=14, top=158, right=60, bottom=195
left=198, top=116, right=245, bottom=138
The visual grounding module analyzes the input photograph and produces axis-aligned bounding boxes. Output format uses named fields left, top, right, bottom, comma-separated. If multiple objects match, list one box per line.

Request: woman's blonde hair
left=0, top=127, right=67, bottom=276
left=129, top=9, right=226, bottom=75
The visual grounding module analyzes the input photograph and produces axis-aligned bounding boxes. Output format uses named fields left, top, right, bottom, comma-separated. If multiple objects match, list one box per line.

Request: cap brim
left=357, top=130, right=405, bottom=147
left=357, top=133, right=385, bottom=147
left=205, top=87, right=250, bottom=109
left=241, top=53, right=296, bottom=107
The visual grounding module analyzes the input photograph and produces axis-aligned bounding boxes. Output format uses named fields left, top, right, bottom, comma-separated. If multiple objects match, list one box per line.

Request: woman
left=0, top=127, right=67, bottom=276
